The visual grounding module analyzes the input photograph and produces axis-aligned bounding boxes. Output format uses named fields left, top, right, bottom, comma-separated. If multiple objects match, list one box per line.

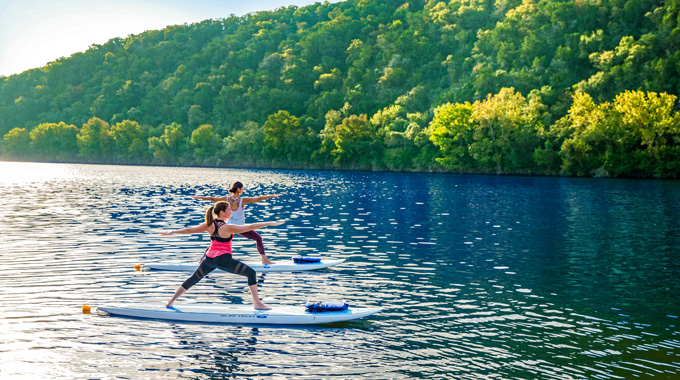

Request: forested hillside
left=2, top=0, right=679, bottom=177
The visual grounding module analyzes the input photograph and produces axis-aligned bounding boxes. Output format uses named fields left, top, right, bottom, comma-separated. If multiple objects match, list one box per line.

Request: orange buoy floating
left=134, top=264, right=142, bottom=271
left=82, top=305, right=92, bottom=314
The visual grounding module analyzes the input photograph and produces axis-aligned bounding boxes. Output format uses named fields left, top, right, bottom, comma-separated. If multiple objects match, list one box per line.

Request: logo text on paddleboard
left=219, top=314, right=268, bottom=318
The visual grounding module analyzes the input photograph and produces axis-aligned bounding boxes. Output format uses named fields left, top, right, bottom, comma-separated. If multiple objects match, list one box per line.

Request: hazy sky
left=0, top=0, right=332, bottom=77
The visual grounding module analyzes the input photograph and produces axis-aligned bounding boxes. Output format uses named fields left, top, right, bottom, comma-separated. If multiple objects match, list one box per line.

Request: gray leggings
left=182, top=254, right=257, bottom=289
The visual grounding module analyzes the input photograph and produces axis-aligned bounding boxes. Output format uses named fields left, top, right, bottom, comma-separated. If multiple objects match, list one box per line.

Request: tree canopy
left=2, top=0, right=679, bottom=178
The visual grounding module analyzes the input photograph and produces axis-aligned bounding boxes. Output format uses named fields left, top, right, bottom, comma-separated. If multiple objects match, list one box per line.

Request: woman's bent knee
left=244, top=267, right=257, bottom=286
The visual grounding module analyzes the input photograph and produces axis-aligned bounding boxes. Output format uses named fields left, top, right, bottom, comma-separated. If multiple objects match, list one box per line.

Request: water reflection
left=0, top=161, right=77, bottom=184
left=0, top=162, right=679, bottom=379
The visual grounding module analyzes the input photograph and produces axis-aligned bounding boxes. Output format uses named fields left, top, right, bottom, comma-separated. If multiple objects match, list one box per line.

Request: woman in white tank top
left=191, top=181, right=281, bottom=264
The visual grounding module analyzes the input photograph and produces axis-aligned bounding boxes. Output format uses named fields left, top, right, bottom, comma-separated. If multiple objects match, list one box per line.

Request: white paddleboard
left=97, top=303, right=382, bottom=325
left=141, top=258, right=345, bottom=272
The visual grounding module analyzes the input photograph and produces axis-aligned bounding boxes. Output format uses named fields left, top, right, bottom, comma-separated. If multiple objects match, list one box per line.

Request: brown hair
left=205, top=201, right=230, bottom=226
left=229, top=181, right=243, bottom=194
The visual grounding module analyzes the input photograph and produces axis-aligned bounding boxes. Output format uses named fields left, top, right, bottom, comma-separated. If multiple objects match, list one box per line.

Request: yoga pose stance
left=191, top=181, right=281, bottom=264
left=160, top=201, right=284, bottom=310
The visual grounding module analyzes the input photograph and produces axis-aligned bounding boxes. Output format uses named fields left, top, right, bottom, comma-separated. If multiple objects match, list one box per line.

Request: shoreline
left=2, top=158, right=676, bottom=180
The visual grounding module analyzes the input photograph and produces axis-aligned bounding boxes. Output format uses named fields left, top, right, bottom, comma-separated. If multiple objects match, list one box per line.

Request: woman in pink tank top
left=160, top=201, right=284, bottom=310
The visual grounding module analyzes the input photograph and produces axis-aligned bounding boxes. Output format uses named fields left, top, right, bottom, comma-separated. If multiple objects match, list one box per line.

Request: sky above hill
left=0, top=0, right=333, bottom=77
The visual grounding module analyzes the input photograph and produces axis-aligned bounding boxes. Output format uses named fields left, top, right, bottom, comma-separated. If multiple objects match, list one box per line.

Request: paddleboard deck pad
left=97, top=303, right=382, bottom=325
left=141, top=258, right=345, bottom=272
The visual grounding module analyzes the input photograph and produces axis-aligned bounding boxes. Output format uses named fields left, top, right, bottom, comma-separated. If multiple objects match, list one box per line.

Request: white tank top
left=227, top=196, right=246, bottom=225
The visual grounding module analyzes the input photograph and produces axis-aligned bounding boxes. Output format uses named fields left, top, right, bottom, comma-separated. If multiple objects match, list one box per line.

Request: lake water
left=0, top=161, right=679, bottom=379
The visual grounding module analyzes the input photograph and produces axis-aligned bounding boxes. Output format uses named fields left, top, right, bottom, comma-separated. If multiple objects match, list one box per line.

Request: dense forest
left=1, top=0, right=679, bottom=177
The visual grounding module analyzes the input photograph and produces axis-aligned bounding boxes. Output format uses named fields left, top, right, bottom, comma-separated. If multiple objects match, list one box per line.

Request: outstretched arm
left=243, top=194, right=282, bottom=204
left=160, top=223, right=209, bottom=236
left=223, top=220, right=284, bottom=234
left=191, top=195, right=227, bottom=202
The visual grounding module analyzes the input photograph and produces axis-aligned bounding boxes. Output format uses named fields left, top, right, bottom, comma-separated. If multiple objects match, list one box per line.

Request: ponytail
left=205, top=206, right=215, bottom=226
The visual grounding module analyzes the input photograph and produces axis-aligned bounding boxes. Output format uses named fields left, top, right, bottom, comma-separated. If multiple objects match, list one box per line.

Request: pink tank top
left=206, top=220, right=233, bottom=258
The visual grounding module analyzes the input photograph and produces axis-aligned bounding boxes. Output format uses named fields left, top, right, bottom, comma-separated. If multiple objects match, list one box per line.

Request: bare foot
left=261, top=257, right=274, bottom=265
left=166, top=301, right=174, bottom=308
left=254, top=302, right=272, bottom=310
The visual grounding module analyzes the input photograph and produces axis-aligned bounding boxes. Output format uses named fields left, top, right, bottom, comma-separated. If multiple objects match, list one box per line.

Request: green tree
left=148, top=123, right=187, bottom=165
left=548, top=92, right=602, bottom=175
left=263, top=111, right=299, bottom=156
left=429, top=102, right=476, bottom=170
left=314, top=68, right=343, bottom=91
left=316, top=108, right=344, bottom=165
left=263, top=110, right=316, bottom=164
left=554, top=90, right=680, bottom=177
left=188, top=105, right=208, bottom=128
left=111, top=120, right=148, bottom=163
left=29, top=122, right=79, bottom=161
left=77, top=117, right=114, bottom=162
left=332, top=114, right=380, bottom=169
left=190, top=124, right=219, bottom=165
left=2, top=128, right=31, bottom=158
left=371, top=104, right=408, bottom=134
left=470, top=88, right=542, bottom=174
left=221, top=121, right=265, bottom=167
left=610, top=90, right=680, bottom=177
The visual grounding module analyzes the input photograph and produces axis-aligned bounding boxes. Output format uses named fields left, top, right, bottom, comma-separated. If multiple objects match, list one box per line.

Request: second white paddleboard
left=141, top=258, right=345, bottom=272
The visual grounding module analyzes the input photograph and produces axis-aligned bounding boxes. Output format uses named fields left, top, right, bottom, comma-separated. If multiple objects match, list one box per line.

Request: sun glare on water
left=0, top=162, right=74, bottom=184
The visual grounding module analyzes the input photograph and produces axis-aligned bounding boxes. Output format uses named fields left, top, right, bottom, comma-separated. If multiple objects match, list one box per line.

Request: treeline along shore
left=1, top=0, right=679, bottom=177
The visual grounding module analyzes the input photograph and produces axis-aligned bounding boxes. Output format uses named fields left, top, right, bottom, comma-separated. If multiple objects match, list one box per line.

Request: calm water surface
left=0, top=162, right=679, bottom=379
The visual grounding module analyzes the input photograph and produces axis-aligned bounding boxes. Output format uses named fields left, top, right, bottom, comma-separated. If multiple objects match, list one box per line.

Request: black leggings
left=182, top=254, right=257, bottom=289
